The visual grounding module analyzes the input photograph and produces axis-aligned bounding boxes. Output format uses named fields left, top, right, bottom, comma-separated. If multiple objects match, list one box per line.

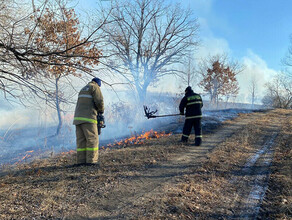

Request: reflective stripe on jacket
left=73, top=81, right=104, bottom=125
left=179, top=92, right=203, bottom=118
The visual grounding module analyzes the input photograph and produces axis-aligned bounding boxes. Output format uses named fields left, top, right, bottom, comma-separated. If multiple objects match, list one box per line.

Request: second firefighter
left=179, top=86, right=203, bottom=146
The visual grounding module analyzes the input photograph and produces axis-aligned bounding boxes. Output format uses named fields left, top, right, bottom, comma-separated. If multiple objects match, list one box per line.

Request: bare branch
left=98, top=0, right=199, bottom=102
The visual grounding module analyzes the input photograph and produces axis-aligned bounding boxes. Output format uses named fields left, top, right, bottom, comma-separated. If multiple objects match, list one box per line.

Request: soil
left=0, top=109, right=291, bottom=219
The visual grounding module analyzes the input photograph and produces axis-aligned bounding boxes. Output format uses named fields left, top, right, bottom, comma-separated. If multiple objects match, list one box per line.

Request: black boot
left=195, top=138, right=202, bottom=146
left=180, top=136, right=188, bottom=145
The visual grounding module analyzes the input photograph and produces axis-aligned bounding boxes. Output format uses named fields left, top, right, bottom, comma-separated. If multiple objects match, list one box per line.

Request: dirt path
left=228, top=133, right=277, bottom=219
left=0, top=109, right=291, bottom=220
left=226, top=110, right=289, bottom=219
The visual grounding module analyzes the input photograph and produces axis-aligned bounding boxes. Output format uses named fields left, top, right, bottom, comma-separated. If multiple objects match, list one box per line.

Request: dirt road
left=0, top=109, right=291, bottom=219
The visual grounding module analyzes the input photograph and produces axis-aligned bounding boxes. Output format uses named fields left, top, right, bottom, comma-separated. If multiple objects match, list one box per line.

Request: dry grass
left=139, top=109, right=292, bottom=219
left=0, top=134, right=187, bottom=219
left=0, top=109, right=291, bottom=219
left=259, top=113, right=292, bottom=219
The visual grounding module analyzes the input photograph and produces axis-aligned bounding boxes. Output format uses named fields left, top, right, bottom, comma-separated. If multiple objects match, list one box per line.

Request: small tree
left=0, top=0, right=105, bottom=101
left=0, top=0, right=107, bottom=135
left=30, top=6, right=102, bottom=135
left=198, top=54, right=242, bottom=106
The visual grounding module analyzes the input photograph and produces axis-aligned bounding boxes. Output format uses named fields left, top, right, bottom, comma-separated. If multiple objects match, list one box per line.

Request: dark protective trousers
left=181, top=118, right=202, bottom=145
left=75, top=123, right=99, bottom=164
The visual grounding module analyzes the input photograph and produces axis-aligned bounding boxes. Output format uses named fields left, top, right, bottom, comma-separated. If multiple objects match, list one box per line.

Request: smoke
left=100, top=90, right=178, bottom=140
left=0, top=87, right=180, bottom=165
left=237, top=50, right=278, bottom=103
left=0, top=51, right=269, bottom=165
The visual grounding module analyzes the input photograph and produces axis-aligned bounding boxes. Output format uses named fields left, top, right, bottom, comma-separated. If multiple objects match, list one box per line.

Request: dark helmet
left=185, top=86, right=193, bottom=93
left=92, top=77, right=101, bottom=87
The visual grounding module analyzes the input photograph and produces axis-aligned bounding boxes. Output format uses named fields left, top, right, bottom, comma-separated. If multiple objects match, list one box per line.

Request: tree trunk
left=225, top=96, right=230, bottom=108
left=55, top=77, right=62, bottom=136
left=210, top=78, right=219, bottom=106
left=135, top=79, right=150, bottom=104
left=136, top=85, right=147, bottom=104
left=251, top=86, right=255, bottom=109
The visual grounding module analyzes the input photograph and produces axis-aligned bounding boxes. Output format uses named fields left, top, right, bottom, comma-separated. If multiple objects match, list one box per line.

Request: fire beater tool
left=143, top=105, right=181, bottom=119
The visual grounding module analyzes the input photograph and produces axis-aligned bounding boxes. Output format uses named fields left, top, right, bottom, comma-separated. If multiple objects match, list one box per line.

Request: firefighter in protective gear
left=73, top=77, right=104, bottom=165
left=179, top=86, right=203, bottom=146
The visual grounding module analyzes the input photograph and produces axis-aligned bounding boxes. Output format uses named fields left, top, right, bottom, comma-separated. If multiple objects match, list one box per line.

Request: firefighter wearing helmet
left=73, top=77, right=104, bottom=165
left=179, top=86, right=203, bottom=146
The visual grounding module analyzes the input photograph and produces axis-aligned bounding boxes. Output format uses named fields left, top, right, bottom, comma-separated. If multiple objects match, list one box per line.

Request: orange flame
left=104, top=129, right=171, bottom=148
left=21, top=154, right=31, bottom=160
left=61, top=150, right=75, bottom=155
left=20, top=151, right=34, bottom=161
left=13, top=150, right=35, bottom=164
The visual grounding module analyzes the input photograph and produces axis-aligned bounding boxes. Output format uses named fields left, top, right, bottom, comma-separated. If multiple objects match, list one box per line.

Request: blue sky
left=185, top=0, right=292, bottom=70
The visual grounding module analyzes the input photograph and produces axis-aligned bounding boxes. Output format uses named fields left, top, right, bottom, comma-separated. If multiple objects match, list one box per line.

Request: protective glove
left=97, top=113, right=105, bottom=135
left=97, top=113, right=105, bottom=126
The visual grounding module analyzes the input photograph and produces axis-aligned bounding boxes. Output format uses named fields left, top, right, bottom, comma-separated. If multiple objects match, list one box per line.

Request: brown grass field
left=0, top=109, right=291, bottom=219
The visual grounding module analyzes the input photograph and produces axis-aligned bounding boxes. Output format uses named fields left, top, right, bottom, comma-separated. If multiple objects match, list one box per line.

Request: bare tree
left=262, top=74, right=292, bottom=109
left=179, top=48, right=199, bottom=88
left=99, top=0, right=199, bottom=103
left=271, top=34, right=292, bottom=108
left=282, top=35, right=292, bottom=77
left=249, top=75, right=258, bottom=109
left=198, top=54, right=243, bottom=106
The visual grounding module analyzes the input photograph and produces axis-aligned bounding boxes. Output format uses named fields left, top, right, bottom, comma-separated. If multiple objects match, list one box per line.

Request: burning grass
left=13, top=150, right=36, bottom=164
left=103, top=129, right=172, bottom=148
